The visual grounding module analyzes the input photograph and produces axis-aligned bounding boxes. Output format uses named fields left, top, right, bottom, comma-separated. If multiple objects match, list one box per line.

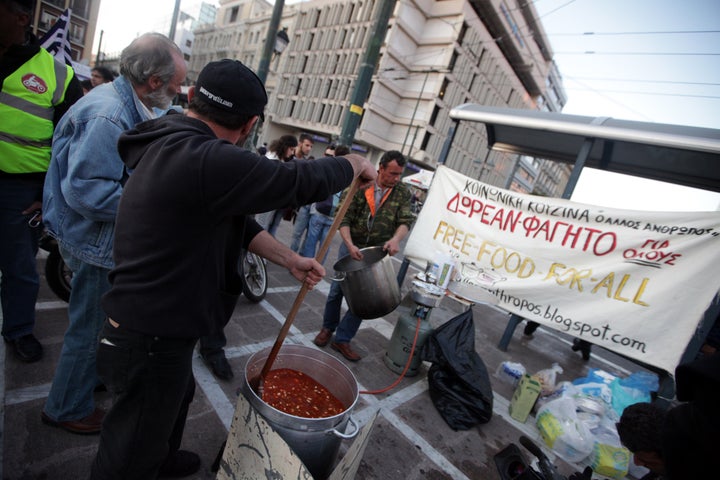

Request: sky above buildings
left=94, top=0, right=719, bottom=129
left=534, top=0, right=719, bottom=130
left=92, top=0, right=719, bottom=210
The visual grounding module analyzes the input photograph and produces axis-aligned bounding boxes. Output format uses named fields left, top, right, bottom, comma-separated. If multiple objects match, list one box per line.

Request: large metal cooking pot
left=242, top=345, right=359, bottom=479
left=333, top=246, right=401, bottom=319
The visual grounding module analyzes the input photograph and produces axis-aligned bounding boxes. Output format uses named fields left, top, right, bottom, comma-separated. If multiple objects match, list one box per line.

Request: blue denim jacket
left=43, top=76, right=157, bottom=268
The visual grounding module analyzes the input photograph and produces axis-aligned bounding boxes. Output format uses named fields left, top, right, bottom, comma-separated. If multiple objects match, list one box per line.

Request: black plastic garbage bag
left=420, top=309, right=494, bottom=430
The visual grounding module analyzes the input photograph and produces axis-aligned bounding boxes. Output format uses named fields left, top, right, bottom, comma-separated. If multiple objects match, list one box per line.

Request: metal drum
left=242, top=345, right=360, bottom=479
left=333, top=246, right=401, bottom=319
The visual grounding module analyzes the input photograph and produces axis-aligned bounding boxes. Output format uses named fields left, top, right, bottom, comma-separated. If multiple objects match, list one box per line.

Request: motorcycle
left=39, top=231, right=72, bottom=302
left=40, top=231, right=268, bottom=305
left=237, top=250, right=267, bottom=302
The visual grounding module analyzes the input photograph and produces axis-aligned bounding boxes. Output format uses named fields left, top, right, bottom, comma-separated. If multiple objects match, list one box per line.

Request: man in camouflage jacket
left=314, top=150, right=415, bottom=361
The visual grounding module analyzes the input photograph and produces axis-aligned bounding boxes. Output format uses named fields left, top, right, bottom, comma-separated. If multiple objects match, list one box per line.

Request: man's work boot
left=158, top=450, right=201, bottom=478
left=313, top=328, right=332, bottom=347
left=331, top=342, right=361, bottom=362
left=202, top=350, right=234, bottom=381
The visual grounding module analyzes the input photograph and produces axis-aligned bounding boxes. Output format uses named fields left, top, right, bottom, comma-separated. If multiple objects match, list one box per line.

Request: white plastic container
left=432, top=251, right=455, bottom=289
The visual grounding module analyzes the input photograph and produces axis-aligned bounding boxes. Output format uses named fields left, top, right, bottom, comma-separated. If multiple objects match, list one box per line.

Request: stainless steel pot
left=333, top=246, right=401, bottom=319
left=242, top=345, right=359, bottom=480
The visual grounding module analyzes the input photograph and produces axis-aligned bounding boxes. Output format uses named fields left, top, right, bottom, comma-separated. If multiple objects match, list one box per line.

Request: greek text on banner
left=404, top=166, right=720, bottom=374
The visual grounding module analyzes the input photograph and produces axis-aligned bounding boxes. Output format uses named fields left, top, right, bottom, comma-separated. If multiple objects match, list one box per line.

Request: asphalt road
left=1, top=220, right=652, bottom=479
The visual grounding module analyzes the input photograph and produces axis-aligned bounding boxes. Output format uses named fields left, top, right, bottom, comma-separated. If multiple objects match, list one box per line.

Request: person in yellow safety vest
left=0, top=0, right=82, bottom=363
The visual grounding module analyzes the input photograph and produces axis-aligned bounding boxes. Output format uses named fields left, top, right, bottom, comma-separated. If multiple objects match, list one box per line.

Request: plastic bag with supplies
left=533, top=363, right=563, bottom=396
left=535, top=397, right=594, bottom=463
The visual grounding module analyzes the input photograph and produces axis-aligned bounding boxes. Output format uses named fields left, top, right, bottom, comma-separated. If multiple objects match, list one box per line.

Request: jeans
left=44, top=247, right=111, bottom=421
left=91, top=320, right=197, bottom=480
left=290, top=204, right=311, bottom=252
left=0, top=177, right=42, bottom=340
left=321, top=243, right=362, bottom=344
left=300, top=212, right=333, bottom=265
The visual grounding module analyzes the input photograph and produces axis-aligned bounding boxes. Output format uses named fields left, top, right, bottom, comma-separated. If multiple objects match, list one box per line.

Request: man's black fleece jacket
left=102, top=112, right=354, bottom=338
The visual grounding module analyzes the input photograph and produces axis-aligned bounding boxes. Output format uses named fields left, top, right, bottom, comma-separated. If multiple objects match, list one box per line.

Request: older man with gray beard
left=40, top=33, right=186, bottom=446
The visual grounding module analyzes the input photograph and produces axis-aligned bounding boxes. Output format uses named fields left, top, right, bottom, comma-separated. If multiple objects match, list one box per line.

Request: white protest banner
left=405, top=166, right=720, bottom=373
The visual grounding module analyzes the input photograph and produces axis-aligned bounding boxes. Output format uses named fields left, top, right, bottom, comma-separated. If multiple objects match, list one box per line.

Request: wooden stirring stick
left=253, top=176, right=362, bottom=395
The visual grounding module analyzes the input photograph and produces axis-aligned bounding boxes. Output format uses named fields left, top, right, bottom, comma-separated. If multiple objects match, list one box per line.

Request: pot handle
left=332, top=271, right=346, bottom=282
left=331, top=415, right=359, bottom=439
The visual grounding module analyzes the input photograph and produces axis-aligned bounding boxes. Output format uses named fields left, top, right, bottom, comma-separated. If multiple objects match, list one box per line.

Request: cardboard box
left=217, top=393, right=379, bottom=479
left=509, top=374, right=542, bottom=423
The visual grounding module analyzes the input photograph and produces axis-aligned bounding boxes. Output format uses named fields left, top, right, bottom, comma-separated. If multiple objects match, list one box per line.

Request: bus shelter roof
left=449, top=104, right=720, bottom=192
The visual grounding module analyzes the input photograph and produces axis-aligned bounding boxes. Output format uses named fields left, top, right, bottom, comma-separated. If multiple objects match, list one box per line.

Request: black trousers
left=90, top=320, right=197, bottom=480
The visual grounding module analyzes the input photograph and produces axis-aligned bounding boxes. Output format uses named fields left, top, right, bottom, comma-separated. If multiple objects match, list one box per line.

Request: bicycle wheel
left=239, top=251, right=268, bottom=302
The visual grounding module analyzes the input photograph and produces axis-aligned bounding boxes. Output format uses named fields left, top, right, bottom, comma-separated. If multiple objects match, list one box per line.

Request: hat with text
left=195, top=59, right=267, bottom=118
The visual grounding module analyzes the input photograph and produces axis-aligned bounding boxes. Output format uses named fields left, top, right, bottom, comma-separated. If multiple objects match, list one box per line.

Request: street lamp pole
left=245, top=0, right=287, bottom=150
left=168, top=0, right=181, bottom=42
left=257, top=0, right=286, bottom=85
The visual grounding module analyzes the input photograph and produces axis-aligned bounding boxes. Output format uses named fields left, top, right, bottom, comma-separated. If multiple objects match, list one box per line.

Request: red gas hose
left=360, top=316, right=422, bottom=395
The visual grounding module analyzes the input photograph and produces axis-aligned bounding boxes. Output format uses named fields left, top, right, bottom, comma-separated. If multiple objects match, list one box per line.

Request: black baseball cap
left=195, top=59, right=267, bottom=119
left=11, top=0, right=36, bottom=12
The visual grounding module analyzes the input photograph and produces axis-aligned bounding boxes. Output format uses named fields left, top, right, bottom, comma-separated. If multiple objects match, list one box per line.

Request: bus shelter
left=435, top=104, right=720, bottom=384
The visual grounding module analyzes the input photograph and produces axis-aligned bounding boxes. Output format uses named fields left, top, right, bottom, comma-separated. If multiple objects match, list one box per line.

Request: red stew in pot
left=262, top=368, right=345, bottom=418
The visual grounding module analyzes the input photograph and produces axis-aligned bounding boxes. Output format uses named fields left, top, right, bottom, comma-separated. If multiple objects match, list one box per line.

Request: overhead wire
left=271, top=0, right=720, bottom=118
left=488, top=0, right=720, bottom=109
left=549, top=29, right=720, bottom=36
left=555, top=51, right=720, bottom=56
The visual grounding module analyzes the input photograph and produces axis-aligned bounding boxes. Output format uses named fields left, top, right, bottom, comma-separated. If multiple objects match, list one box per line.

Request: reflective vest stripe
left=0, top=91, right=54, bottom=120
left=0, top=131, right=52, bottom=148
left=51, top=59, right=68, bottom=106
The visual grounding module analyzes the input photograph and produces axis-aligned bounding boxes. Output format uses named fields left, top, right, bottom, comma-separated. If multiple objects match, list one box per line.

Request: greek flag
left=40, top=8, right=74, bottom=67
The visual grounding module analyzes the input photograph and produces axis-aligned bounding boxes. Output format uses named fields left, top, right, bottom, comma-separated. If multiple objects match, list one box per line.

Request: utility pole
left=96, top=29, right=104, bottom=66
left=169, top=0, right=181, bottom=42
left=245, top=0, right=286, bottom=150
left=338, top=0, right=398, bottom=148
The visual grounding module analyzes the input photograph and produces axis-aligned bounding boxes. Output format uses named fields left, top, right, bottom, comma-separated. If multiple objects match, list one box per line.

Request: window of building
left=358, top=0, right=373, bottom=22
left=70, top=0, right=90, bottom=18
left=324, top=79, right=333, bottom=98
left=228, top=6, right=239, bottom=24
left=332, top=104, right=342, bottom=125
left=69, top=22, right=85, bottom=43
left=449, top=50, right=458, bottom=71
left=39, top=11, right=58, bottom=31
left=429, top=105, right=440, bottom=126
left=421, top=132, right=431, bottom=152
left=439, top=78, right=449, bottom=100
left=337, top=28, right=346, bottom=46
left=457, top=22, right=467, bottom=45
left=348, top=27, right=356, bottom=47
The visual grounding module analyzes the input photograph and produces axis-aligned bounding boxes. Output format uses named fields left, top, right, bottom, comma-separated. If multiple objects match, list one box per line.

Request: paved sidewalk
left=1, top=221, right=651, bottom=479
